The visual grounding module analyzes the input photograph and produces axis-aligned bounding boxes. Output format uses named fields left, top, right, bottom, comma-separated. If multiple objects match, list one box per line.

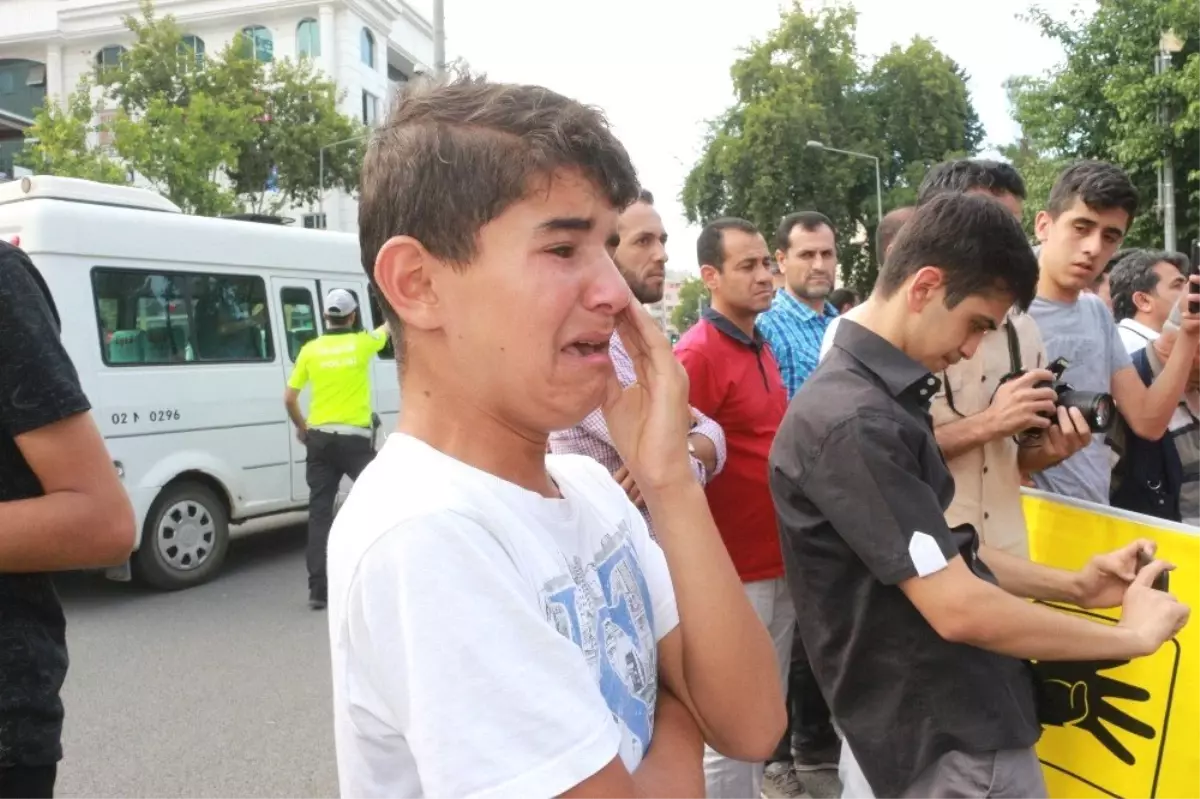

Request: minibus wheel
left=134, top=481, right=230, bottom=590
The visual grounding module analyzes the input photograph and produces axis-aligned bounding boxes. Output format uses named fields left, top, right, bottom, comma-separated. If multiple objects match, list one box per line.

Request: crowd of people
left=323, top=72, right=1195, bottom=799
left=0, top=68, right=1196, bottom=799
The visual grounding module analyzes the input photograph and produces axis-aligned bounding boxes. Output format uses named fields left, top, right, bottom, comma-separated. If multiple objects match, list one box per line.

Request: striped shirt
left=549, top=331, right=727, bottom=538
left=758, top=289, right=839, bottom=399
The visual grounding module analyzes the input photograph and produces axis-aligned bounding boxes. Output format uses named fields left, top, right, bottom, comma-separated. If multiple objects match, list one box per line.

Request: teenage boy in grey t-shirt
left=1030, top=161, right=1200, bottom=505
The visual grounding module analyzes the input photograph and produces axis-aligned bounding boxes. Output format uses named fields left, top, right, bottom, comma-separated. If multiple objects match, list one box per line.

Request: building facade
left=646, top=271, right=686, bottom=337
left=0, top=0, right=434, bottom=232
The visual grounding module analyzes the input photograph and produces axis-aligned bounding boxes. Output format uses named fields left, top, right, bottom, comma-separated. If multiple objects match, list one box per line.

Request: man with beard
left=759, top=212, right=840, bottom=398
left=550, top=190, right=726, bottom=535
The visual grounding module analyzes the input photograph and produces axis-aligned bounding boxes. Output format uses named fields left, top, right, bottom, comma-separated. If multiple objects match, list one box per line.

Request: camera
left=999, top=356, right=1115, bottom=441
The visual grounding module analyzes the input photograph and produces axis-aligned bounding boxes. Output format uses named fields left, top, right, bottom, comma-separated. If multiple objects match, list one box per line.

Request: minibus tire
left=134, top=482, right=230, bottom=590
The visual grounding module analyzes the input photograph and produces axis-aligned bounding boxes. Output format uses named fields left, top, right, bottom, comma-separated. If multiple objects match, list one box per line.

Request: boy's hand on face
left=602, top=299, right=694, bottom=494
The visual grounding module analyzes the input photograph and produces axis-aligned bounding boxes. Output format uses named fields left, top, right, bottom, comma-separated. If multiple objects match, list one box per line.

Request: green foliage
left=15, top=78, right=128, bottom=184
left=19, top=0, right=363, bottom=217
left=671, top=277, right=708, bottom=333
left=1007, top=0, right=1199, bottom=248
left=682, top=2, right=985, bottom=292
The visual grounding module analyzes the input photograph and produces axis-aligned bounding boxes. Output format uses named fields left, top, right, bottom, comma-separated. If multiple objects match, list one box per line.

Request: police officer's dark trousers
left=305, top=429, right=375, bottom=599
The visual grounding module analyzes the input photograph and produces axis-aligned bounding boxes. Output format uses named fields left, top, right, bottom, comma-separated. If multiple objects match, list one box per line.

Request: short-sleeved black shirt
left=0, top=241, right=91, bottom=767
left=768, top=320, right=1040, bottom=796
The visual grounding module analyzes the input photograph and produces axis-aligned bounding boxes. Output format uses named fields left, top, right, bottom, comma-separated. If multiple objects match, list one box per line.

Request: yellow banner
left=1023, top=489, right=1200, bottom=799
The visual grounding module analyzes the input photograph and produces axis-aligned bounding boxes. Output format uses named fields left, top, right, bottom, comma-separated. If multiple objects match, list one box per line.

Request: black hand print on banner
left=1034, top=660, right=1155, bottom=765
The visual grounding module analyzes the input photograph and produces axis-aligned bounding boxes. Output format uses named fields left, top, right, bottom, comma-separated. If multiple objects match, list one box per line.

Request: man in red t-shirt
left=674, top=217, right=792, bottom=799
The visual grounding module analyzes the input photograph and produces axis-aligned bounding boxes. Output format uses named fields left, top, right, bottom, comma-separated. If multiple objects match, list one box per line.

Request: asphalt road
left=55, top=524, right=337, bottom=798
left=53, top=522, right=842, bottom=799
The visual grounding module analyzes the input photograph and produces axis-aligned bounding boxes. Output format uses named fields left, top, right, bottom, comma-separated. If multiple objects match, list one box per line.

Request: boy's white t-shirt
left=326, top=433, right=679, bottom=799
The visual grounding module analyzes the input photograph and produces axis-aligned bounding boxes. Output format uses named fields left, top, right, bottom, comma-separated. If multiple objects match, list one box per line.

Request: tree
left=671, top=277, right=708, bottom=333
left=20, top=0, right=363, bottom=217
left=16, top=78, right=129, bottom=184
left=682, top=2, right=985, bottom=291
left=222, top=57, right=364, bottom=214
left=1007, top=0, right=1199, bottom=248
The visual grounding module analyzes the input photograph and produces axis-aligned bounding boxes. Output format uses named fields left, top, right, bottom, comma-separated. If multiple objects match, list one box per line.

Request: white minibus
left=0, top=176, right=399, bottom=589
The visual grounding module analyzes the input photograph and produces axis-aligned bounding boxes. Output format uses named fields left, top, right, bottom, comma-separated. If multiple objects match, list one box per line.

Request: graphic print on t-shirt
left=542, top=520, right=658, bottom=770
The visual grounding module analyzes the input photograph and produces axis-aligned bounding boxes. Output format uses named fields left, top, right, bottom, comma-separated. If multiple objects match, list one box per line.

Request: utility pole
left=433, top=0, right=446, bottom=76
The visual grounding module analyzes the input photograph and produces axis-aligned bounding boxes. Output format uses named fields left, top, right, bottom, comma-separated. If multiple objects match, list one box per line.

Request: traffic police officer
left=285, top=288, right=390, bottom=609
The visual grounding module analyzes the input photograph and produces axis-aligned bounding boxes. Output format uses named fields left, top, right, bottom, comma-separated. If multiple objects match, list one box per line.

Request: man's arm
left=900, top=555, right=1186, bottom=662
left=0, top=412, right=135, bottom=571
left=781, top=414, right=1186, bottom=664
left=1111, top=289, right=1198, bottom=439
left=563, top=687, right=704, bottom=799
left=284, top=349, right=310, bottom=439
left=283, top=388, right=307, bottom=439
left=687, top=407, right=725, bottom=482
left=0, top=245, right=134, bottom=571
left=933, top=368, right=1058, bottom=460
left=610, top=309, right=785, bottom=762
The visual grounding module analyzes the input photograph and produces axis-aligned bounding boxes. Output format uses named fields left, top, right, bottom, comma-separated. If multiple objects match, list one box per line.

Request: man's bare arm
left=284, top=388, right=307, bottom=437
left=0, top=412, right=135, bottom=571
left=648, top=483, right=786, bottom=762
left=900, top=556, right=1187, bottom=662
left=934, top=413, right=998, bottom=461
left=558, top=687, right=704, bottom=799
left=978, top=544, right=1080, bottom=603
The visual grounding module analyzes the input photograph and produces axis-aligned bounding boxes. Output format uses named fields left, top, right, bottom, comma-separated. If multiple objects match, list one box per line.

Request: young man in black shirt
left=769, top=194, right=1190, bottom=798
left=0, top=241, right=136, bottom=797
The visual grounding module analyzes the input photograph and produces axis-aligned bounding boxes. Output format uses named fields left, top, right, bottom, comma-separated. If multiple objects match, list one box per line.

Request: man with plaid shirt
left=550, top=190, right=726, bottom=535
left=758, top=212, right=841, bottom=399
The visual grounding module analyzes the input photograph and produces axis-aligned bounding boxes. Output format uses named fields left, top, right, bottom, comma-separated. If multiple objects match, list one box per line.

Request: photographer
left=1110, top=304, right=1200, bottom=526
left=1029, top=161, right=1200, bottom=505
left=770, top=193, right=1190, bottom=799
left=919, top=159, right=1088, bottom=557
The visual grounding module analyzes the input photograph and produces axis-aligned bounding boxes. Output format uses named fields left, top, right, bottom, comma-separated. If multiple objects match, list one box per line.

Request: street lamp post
left=318, top=134, right=368, bottom=227
left=1156, top=30, right=1184, bottom=252
left=806, top=140, right=883, bottom=230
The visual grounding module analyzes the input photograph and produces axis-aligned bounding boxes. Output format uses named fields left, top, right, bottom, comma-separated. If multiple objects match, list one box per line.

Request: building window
left=302, top=213, right=326, bottom=229
left=0, top=73, right=13, bottom=94
left=95, top=45, right=126, bottom=75
left=360, top=28, right=375, bottom=69
left=361, top=90, right=378, bottom=125
left=239, top=26, right=274, bottom=63
left=368, top=287, right=395, bottom=360
left=92, top=268, right=274, bottom=366
left=179, top=35, right=205, bottom=68
left=280, top=287, right=317, bottom=361
left=297, top=19, right=320, bottom=58
left=26, top=64, right=46, bottom=86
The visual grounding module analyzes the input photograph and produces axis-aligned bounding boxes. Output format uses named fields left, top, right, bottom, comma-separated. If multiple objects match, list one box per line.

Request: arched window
left=360, top=28, right=375, bottom=69
left=179, top=34, right=205, bottom=68
left=95, top=45, right=126, bottom=71
left=297, top=19, right=320, bottom=58
left=239, top=25, right=273, bottom=63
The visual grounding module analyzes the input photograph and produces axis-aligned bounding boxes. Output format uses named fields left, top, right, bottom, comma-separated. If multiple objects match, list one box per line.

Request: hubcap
left=156, top=499, right=216, bottom=571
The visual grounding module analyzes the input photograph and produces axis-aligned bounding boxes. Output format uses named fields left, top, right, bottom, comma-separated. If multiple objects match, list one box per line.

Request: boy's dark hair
left=917, top=159, right=1027, bottom=205
left=775, top=211, right=835, bottom=253
left=636, top=188, right=654, bottom=205
left=1109, top=249, right=1189, bottom=322
left=697, top=218, right=759, bottom=271
left=878, top=192, right=1039, bottom=311
left=876, top=206, right=915, bottom=267
left=1046, top=160, right=1138, bottom=226
left=359, top=71, right=641, bottom=329
left=828, top=288, right=857, bottom=309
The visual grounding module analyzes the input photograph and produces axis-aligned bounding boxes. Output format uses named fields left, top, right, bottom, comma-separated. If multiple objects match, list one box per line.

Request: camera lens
left=1059, top=390, right=1115, bottom=433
